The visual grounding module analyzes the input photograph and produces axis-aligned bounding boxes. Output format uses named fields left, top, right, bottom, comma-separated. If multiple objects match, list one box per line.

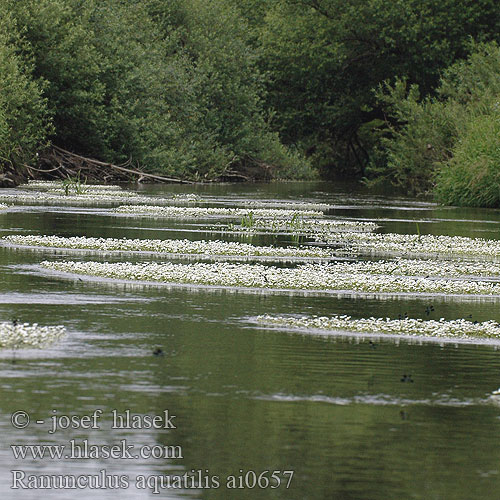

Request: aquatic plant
left=4, top=188, right=329, bottom=212
left=113, top=205, right=323, bottom=219
left=4, top=234, right=333, bottom=259
left=240, top=211, right=255, bottom=229
left=40, top=260, right=500, bottom=296
left=62, top=173, right=86, bottom=195
left=322, top=231, right=500, bottom=259
left=306, top=257, right=500, bottom=279
left=245, top=200, right=331, bottom=211
left=226, top=217, right=378, bottom=234
left=256, top=314, right=500, bottom=340
left=16, top=182, right=332, bottom=211
left=0, top=203, right=7, bottom=211
left=21, top=180, right=123, bottom=191
left=0, top=321, right=66, bottom=349
left=0, top=191, right=142, bottom=206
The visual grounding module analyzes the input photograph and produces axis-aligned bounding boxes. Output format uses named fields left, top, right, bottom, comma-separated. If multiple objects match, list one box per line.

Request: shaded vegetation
left=251, top=0, right=500, bottom=178
left=1, top=0, right=500, bottom=198
left=0, top=0, right=311, bottom=181
left=373, top=42, right=500, bottom=206
left=0, top=4, right=51, bottom=178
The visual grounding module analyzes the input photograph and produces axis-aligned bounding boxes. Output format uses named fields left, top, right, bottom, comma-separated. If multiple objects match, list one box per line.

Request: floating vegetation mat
left=324, top=232, right=500, bottom=260
left=3, top=234, right=334, bottom=259
left=0, top=203, right=8, bottom=211
left=256, top=314, right=500, bottom=341
left=2, top=181, right=202, bottom=207
left=113, top=205, right=323, bottom=219
left=0, top=321, right=66, bottom=349
left=21, top=181, right=124, bottom=192
left=313, top=258, right=500, bottom=279
left=0, top=189, right=331, bottom=212
left=39, top=260, right=500, bottom=296
left=0, top=191, right=143, bottom=206
left=244, top=200, right=331, bottom=211
left=17, top=182, right=330, bottom=210
left=226, top=218, right=378, bottom=234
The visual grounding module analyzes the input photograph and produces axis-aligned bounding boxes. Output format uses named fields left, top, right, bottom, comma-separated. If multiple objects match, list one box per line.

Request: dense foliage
left=252, top=0, right=500, bottom=177
left=0, top=0, right=310, bottom=181
left=374, top=42, right=500, bottom=206
left=0, top=5, right=51, bottom=175
left=1, top=0, right=499, bottom=196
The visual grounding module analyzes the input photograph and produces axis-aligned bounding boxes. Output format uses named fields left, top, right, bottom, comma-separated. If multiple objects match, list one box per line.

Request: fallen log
left=33, top=145, right=197, bottom=184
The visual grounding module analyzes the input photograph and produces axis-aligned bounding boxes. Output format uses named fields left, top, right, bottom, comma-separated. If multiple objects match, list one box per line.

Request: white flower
left=39, top=260, right=500, bottom=296
left=113, top=205, right=323, bottom=219
left=0, top=321, right=66, bottom=349
left=14, top=182, right=329, bottom=211
left=320, top=231, right=500, bottom=259
left=223, top=217, right=378, bottom=234
left=255, top=314, right=500, bottom=340
left=3, top=234, right=333, bottom=259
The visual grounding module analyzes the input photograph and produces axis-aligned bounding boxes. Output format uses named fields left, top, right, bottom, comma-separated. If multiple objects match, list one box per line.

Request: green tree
left=148, top=0, right=312, bottom=179
left=372, top=42, right=500, bottom=205
left=4, top=0, right=309, bottom=180
left=255, top=0, right=500, bottom=176
left=0, top=5, right=51, bottom=174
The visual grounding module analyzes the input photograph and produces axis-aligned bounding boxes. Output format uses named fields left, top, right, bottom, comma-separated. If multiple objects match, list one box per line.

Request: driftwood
left=29, top=145, right=196, bottom=184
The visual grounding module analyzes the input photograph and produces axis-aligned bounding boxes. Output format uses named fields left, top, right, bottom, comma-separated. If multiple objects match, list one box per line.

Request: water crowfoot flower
left=113, top=205, right=323, bottom=219
left=0, top=192, right=144, bottom=207
left=21, top=181, right=123, bottom=191
left=225, top=218, right=378, bottom=234
left=0, top=203, right=8, bottom=211
left=322, top=231, right=500, bottom=260
left=21, top=182, right=328, bottom=210
left=3, top=234, right=334, bottom=259
left=0, top=186, right=199, bottom=207
left=244, top=200, right=331, bottom=211
left=39, top=260, right=500, bottom=296
left=0, top=321, right=66, bottom=349
left=255, top=314, right=500, bottom=340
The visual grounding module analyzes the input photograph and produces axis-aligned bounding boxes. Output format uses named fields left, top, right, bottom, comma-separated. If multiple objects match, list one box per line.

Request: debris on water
left=425, top=305, right=435, bottom=316
left=399, top=410, right=410, bottom=420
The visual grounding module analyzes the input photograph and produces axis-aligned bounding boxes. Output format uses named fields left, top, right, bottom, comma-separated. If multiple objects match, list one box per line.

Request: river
left=1, top=180, right=500, bottom=499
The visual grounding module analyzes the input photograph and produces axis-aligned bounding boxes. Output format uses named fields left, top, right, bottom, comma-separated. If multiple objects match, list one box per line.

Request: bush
left=2, top=0, right=310, bottom=181
left=367, top=79, right=462, bottom=193
left=254, top=0, right=500, bottom=177
left=149, top=0, right=313, bottom=179
left=435, top=101, right=500, bottom=206
left=369, top=42, right=500, bottom=203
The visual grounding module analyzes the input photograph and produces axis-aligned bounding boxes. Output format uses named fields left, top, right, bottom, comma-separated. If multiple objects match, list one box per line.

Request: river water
left=1, top=181, right=500, bottom=499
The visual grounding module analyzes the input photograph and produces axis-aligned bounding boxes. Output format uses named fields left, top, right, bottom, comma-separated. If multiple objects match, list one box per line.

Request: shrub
left=3, top=0, right=310, bottom=180
left=435, top=102, right=500, bottom=207
left=369, top=42, right=500, bottom=202
left=367, top=79, right=461, bottom=193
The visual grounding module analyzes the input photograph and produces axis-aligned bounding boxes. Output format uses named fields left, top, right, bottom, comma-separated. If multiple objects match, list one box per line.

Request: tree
left=371, top=42, right=500, bottom=205
left=255, top=0, right=500, bottom=176
left=0, top=5, right=51, bottom=175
